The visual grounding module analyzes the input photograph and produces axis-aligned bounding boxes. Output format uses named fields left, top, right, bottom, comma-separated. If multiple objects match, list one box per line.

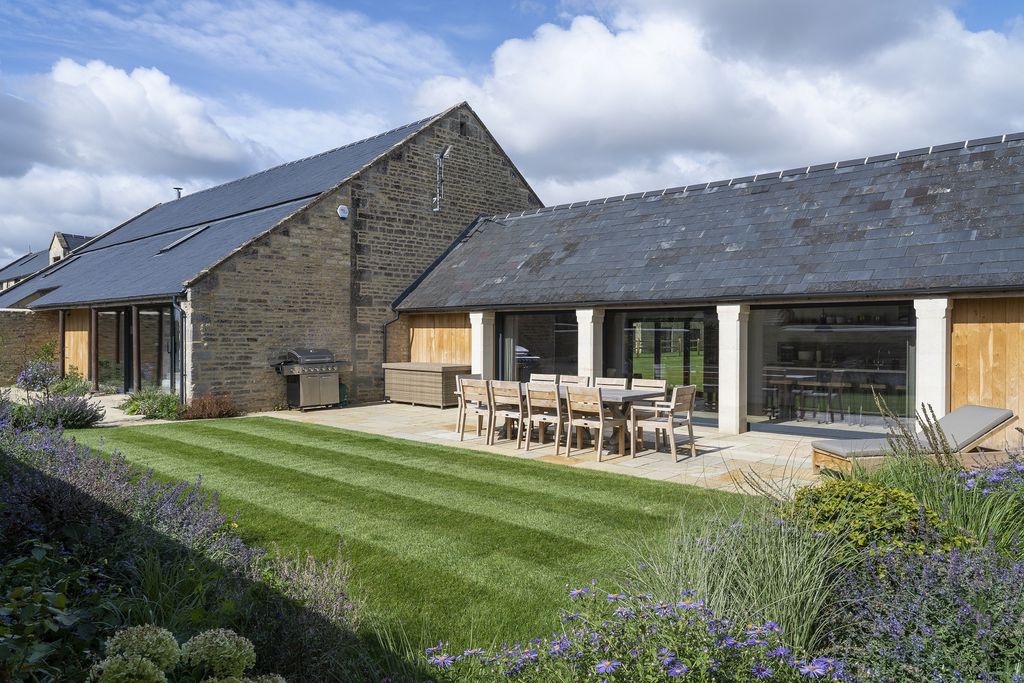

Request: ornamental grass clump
left=424, top=582, right=848, bottom=681
left=635, top=506, right=850, bottom=653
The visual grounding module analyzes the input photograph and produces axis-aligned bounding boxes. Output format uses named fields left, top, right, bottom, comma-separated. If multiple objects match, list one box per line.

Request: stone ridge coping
left=489, top=131, right=1024, bottom=221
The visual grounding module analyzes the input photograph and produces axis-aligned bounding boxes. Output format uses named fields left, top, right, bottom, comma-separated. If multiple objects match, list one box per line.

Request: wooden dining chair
left=529, top=373, right=558, bottom=383
left=455, top=373, right=482, bottom=433
left=629, top=378, right=667, bottom=398
left=525, top=383, right=565, bottom=453
left=565, top=386, right=627, bottom=461
left=458, top=379, right=492, bottom=441
left=488, top=380, right=526, bottom=447
left=594, top=377, right=628, bottom=389
left=559, top=375, right=591, bottom=387
left=630, top=384, right=697, bottom=462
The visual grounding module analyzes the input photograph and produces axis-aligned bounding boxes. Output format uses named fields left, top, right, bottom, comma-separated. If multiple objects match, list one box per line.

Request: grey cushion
left=812, top=404, right=1014, bottom=459
left=936, top=405, right=1014, bottom=449
left=810, top=437, right=892, bottom=459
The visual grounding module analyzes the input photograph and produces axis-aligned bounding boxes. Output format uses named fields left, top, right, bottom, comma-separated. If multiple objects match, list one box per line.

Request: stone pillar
left=914, top=298, right=952, bottom=418
left=469, top=311, right=496, bottom=379
left=576, top=308, right=605, bottom=380
left=717, top=304, right=749, bottom=435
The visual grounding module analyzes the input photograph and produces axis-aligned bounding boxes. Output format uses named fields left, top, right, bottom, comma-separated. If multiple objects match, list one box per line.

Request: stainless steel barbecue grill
left=274, top=348, right=348, bottom=410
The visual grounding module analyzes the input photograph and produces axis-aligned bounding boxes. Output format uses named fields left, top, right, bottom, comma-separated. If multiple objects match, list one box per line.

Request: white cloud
left=2, top=59, right=266, bottom=179
left=86, top=0, right=459, bottom=93
left=417, top=3, right=1024, bottom=204
left=0, top=166, right=175, bottom=261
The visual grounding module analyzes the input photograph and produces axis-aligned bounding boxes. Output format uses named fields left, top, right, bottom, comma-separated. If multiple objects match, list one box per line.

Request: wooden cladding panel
left=64, top=309, right=90, bottom=377
left=951, top=298, right=1024, bottom=449
left=408, top=313, right=471, bottom=364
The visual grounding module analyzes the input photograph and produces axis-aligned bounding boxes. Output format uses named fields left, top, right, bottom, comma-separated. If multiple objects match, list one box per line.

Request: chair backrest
left=671, top=385, right=697, bottom=414
left=489, top=380, right=524, bottom=411
left=630, top=378, right=666, bottom=398
left=530, top=373, right=558, bottom=384
left=566, top=386, right=602, bottom=421
left=526, top=383, right=561, bottom=416
left=460, top=378, right=490, bottom=405
left=457, top=373, right=482, bottom=386
left=594, top=376, right=628, bottom=389
left=559, top=375, right=591, bottom=387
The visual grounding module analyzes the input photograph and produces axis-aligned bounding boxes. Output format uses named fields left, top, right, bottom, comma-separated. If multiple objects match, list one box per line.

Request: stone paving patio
left=258, top=402, right=822, bottom=493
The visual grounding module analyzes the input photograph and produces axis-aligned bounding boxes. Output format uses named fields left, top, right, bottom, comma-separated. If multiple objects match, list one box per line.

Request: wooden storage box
left=383, top=362, right=471, bottom=408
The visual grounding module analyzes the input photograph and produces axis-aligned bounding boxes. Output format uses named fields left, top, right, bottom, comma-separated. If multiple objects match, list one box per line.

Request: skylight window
left=159, top=225, right=210, bottom=253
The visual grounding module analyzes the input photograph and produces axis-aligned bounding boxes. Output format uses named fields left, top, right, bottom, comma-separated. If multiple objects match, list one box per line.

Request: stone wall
left=184, top=185, right=354, bottom=411
left=0, top=309, right=58, bottom=384
left=185, top=105, right=539, bottom=411
left=346, top=106, right=541, bottom=400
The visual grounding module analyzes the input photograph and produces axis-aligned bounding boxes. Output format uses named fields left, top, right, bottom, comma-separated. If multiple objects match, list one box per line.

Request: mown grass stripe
left=85, top=431, right=601, bottom=572
left=71, top=419, right=745, bottom=648
left=213, top=418, right=724, bottom=509
left=146, top=422, right=673, bottom=536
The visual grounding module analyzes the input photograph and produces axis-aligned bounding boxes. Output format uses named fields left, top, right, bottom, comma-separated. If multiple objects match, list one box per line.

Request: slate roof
left=0, top=109, right=445, bottom=309
left=397, top=133, right=1024, bottom=311
left=0, top=233, right=93, bottom=283
left=0, top=250, right=47, bottom=282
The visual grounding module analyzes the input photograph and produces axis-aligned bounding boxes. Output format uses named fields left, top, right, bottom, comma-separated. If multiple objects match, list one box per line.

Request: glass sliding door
left=747, top=302, right=916, bottom=435
left=496, top=311, right=579, bottom=381
left=603, top=309, right=718, bottom=420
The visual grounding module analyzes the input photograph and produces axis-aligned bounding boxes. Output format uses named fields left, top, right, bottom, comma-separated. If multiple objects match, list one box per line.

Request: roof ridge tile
left=485, top=130, right=1019, bottom=222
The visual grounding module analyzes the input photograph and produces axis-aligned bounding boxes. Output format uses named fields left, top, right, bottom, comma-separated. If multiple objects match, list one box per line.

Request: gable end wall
left=184, top=105, right=539, bottom=410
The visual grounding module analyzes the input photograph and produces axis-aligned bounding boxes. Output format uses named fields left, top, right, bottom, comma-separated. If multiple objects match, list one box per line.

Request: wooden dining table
left=456, top=383, right=665, bottom=454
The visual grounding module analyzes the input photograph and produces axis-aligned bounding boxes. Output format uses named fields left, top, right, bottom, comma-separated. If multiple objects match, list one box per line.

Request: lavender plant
left=0, top=419, right=359, bottom=681
left=16, top=359, right=59, bottom=397
left=424, top=582, right=848, bottom=681
left=823, top=545, right=1024, bottom=682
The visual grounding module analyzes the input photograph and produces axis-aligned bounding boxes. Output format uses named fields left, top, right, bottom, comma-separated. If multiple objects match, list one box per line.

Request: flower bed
left=0, top=414, right=361, bottom=681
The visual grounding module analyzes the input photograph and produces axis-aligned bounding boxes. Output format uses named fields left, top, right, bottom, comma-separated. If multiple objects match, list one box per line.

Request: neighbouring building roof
left=0, top=108, right=451, bottom=309
left=0, top=232, right=94, bottom=284
left=397, top=133, right=1024, bottom=311
left=0, top=250, right=47, bottom=283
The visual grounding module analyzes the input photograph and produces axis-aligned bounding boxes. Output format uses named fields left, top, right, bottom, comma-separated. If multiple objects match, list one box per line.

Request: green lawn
left=71, top=417, right=742, bottom=647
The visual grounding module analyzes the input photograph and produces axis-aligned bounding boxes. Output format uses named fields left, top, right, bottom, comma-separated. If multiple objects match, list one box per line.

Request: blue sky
left=2, top=0, right=1024, bottom=264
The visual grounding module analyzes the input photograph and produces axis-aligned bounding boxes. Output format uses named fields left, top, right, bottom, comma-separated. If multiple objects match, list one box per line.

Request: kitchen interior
left=747, top=302, right=916, bottom=435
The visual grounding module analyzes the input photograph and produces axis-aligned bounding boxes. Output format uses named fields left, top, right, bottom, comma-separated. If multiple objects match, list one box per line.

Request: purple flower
left=799, top=659, right=829, bottom=678
left=752, top=663, right=773, bottom=679
left=666, top=662, right=690, bottom=678
left=428, top=654, right=455, bottom=668
left=595, top=659, right=621, bottom=674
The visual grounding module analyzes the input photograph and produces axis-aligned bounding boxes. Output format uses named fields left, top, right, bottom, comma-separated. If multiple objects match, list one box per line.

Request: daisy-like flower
left=595, top=659, right=621, bottom=674
left=428, top=653, right=455, bottom=668
left=799, top=659, right=828, bottom=678
left=666, top=662, right=690, bottom=679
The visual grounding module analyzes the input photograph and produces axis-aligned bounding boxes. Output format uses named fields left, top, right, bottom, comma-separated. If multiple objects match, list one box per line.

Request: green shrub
left=181, top=628, right=256, bottom=678
left=791, top=479, right=970, bottom=553
left=51, top=367, right=91, bottom=397
left=104, top=625, right=179, bottom=671
left=181, top=394, right=240, bottom=420
left=91, top=654, right=167, bottom=682
left=30, top=394, right=105, bottom=429
left=0, top=542, right=121, bottom=681
left=119, top=389, right=182, bottom=420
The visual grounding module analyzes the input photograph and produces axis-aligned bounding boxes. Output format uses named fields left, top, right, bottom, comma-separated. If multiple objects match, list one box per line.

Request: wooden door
left=950, top=298, right=1024, bottom=449
left=64, top=309, right=90, bottom=377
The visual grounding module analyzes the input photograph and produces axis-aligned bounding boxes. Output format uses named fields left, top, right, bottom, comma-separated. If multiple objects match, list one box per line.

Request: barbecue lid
left=284, top=348, right=336, bottom=364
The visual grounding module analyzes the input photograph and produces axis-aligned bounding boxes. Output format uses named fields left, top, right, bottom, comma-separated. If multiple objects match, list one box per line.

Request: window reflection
left=747, top=303, right=916, bottom=433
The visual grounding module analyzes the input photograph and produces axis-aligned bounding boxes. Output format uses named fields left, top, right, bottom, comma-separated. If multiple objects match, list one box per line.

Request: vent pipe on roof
left=173, top=187, right=183, bottom=199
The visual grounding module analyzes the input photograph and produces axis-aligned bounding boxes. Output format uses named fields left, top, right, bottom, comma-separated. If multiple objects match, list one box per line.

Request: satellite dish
left=336, top=204, right=349, bottom=219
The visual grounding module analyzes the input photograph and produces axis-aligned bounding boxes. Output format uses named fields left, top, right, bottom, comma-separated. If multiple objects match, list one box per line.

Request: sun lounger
left=811, top=404, right=1017, bottom=474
